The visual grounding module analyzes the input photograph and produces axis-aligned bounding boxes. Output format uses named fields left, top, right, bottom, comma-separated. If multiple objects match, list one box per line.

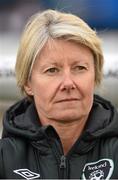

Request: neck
left=40, top=117, right=88, bottom=155
left=58, top=119, right=87, bottom=154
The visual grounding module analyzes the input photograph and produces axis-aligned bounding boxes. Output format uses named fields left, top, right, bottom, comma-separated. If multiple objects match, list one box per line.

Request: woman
left=0, top=9, right=118, bottom=179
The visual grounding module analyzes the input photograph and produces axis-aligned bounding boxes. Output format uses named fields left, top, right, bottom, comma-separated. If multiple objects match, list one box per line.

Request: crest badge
left=82, top=158, right=114, bottom=180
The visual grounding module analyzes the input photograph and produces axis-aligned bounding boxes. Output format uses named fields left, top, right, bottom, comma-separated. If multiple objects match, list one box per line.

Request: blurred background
left=0, top=0, right=118, bottom=135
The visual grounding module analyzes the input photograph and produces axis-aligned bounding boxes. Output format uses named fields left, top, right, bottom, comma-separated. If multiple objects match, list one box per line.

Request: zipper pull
left=60, top=155, right=66, bottom=168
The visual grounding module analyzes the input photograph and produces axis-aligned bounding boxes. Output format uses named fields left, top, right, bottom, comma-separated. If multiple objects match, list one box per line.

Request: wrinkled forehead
left=37, top=38, right=94, bottom=60
left=37, top=38, right=65, bottom=57
left=33, top=38, right=94, bottom=69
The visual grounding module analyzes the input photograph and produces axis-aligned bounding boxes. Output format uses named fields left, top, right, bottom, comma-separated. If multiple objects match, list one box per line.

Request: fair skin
left=25, top=39, right=95, bottom=154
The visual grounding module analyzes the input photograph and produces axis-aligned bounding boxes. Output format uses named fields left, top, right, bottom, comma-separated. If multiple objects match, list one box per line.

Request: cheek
left=81, top=74, right=95, bottom=96
left=32, top=83, right=48, bottom=102
left=80, top=76, right=94, bottom=112
left=33, top=86, right=50, bottom=114
left=31, top=79, right=56, bottom=106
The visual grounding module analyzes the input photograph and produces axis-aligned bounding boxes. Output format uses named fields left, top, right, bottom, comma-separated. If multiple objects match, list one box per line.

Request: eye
left=45, top=67, right=59, bottom=74
left=73, top=65, right=87, bottom=72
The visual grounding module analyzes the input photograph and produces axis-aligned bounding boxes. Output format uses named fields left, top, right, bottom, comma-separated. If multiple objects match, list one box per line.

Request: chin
left=54, top=111, right=85, bottom=123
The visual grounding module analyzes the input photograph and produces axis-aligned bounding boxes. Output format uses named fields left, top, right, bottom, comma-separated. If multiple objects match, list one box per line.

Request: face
left=25, top=39, right=95, bottom=124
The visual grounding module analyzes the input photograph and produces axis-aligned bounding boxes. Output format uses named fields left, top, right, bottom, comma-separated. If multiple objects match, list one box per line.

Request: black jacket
left=0, top=95, right=118, bottom=179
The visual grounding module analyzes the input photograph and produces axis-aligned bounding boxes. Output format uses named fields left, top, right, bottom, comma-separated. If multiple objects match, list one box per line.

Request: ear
left=24, top=81, right=33, bottom=96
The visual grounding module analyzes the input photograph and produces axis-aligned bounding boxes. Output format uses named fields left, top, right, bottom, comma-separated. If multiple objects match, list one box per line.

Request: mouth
left=55, top=98, right=79, bottom=103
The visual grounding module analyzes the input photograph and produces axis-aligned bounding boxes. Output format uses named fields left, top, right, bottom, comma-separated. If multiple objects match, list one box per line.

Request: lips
left=55, top=98, right=79, bottom=103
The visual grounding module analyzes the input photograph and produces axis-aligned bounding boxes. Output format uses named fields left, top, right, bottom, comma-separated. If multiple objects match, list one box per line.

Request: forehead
left=35, top=39, right=94, bottom=65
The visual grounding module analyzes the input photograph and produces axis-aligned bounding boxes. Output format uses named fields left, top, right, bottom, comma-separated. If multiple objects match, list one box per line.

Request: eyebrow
left=38, top=62, right=61, bottom=71
left=38, top=57, right=93, bottom=69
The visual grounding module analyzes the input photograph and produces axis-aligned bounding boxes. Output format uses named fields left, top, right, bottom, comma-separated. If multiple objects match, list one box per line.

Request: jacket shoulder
left=0, top=137, right=27, bottom=155
left=0, top=137, right=27, bottom=178
left=0, top=138, right=12, bottom=177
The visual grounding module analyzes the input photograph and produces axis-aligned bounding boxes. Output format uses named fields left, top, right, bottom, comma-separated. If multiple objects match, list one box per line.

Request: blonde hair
left=15, top=9, right=104, bottom=95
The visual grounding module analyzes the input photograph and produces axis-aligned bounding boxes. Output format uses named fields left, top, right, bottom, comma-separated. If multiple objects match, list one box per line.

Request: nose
left=60, top=71, right=76, bottom=91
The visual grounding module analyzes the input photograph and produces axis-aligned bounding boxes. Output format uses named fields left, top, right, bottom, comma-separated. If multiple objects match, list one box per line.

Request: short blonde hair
left=15, top=9, right=104, bottom=95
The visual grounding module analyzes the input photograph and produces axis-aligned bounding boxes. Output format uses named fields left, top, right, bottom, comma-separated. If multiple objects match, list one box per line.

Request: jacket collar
left=2, top=95, right=118, bottom=154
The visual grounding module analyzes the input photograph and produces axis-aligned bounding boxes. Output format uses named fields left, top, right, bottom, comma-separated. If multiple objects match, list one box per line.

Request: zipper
left=50, top=137, right=69, bottom=179
left=35, top=127, right=69, bottom=178
left=60, top=155, right=66, bottom=168
left=59, top=155, right=67, bottom=178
